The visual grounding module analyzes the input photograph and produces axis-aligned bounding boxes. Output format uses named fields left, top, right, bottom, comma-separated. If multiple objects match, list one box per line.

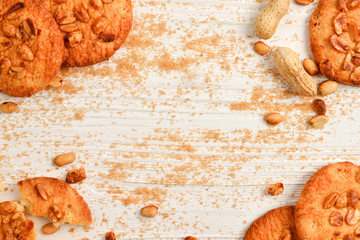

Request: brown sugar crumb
left=66, top=167, right=86, bottom=183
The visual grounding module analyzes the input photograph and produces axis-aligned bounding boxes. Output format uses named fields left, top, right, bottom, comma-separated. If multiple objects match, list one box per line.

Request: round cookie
left=310, top=0, right=360, bottom=86
left=295, top=162, right=360, bottom=240
left=0, top=201, right=36, bottom=240
left=43, top=0, right=133, bottom=67
left=244, top=206, right=297, bottom=240
left=0, top=0, right=63, bottom=97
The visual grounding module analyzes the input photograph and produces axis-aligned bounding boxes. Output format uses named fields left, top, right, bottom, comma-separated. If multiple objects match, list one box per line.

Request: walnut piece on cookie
left=295, top=162, right=360, bottom=240
left=0, top=201, right=36, bottom=240
left=17, top=177, right=92, bottom=226
left=0, top=0, right=63, bottom=97
left=244, top=206, right=297, bottom=240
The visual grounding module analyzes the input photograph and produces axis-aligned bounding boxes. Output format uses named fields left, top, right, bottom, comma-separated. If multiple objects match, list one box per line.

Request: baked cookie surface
left=295, top=162, right=360, bottom=240
left=0, top=0, right=63, bottom=97
left=244, top=206, right=297, bottom=240
left=43, top=0, right=133, bottom=67
left=18, top=177, right=92, bottom=226
left=310, top=0, right=360, bottom=86
left=0, top=201, right=36, bottom=240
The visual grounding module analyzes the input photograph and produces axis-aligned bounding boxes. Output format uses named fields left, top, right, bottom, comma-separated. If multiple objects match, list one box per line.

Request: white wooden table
left=1, top=0, right=359, bottom=239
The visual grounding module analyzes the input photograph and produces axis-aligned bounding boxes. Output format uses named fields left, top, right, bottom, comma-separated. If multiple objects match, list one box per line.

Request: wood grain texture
left=0, top=0, right=359, bottom=239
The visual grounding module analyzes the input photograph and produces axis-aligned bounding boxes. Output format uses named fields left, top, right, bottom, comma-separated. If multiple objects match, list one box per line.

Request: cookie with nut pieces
left=0, top=201, right=36, bottom=240
left=0, top=0, right=63, bottom=97
left=295, top=162, right=360, bottom=239
left=41, top=0, right=133, bottom=67
left=17, top=177, right=92, bottom=226
left=244, top=206, right=297, bottom=240
left=310, top=0, right=360, bottom=86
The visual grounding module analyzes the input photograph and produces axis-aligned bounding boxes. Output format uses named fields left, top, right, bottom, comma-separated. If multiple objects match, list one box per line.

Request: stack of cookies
left=244, top=162, right=360, bottom=240
left=0, top=0, right=132, bottom=97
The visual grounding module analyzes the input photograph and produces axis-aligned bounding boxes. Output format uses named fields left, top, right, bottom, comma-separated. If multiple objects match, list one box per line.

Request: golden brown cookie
left=295, top=162, right=360, bottom=240
left=0, top=0, right=63, bottom=97
left=244, top=206, right=297, bottom=240
left=0, top=201, right=36, bottom=240
left=18, top=177, right=92, bottom=226
left=43, top=0, right=132, bottom=67
left=309, top=0, right=360, bottom=86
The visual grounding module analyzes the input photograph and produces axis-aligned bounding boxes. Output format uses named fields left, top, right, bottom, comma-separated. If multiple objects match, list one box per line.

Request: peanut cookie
left=244, top=206, right=297, bottom=240
left=295, top=162, right=360, bottom=240
left=310, top=0, right=360, bottom=86
left=43, top=0, right=132, bottom=67
left=18, top=177, right=92, bottom=226
left=0, top=201, right=36, bottom=240
left=0, top=0, right=63, bottom=97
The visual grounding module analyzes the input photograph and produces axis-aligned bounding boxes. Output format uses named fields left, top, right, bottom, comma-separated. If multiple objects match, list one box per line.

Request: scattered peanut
left=42, top=223, right=60, bottom=235
left=141, top=205, right=158, bottom=218
left=296, top=0, right=313, bottom=5
left=0, top=102, right=18, bottom=113
left=54, top=153, right=75, bottom=166
left=49, top=76, right=63, bottom=88
left=66, top=166, right=86, bottom=183
left=346, top=207, right=360, bottom=225
left=323, top=192, right=339, bottom=209
left=184, top=237, right=197, bottom=240
left=105, top=231, right=116, bottom=240
left=267, top=183, right=284, bottom=196
left=335, top=192, right=347, bottom=209
left=347, top=190, right=359, bottom=207
left=35, top=183, right=48, bottom=200
left=254, top=41, right=270, bottom=55
left=310, top=115, right=329, bottom=129
left=273, top=47, right=317, bottom=96
left=313, top=99, right=326, bottom=115
left=319, top=80, right=338, bottom=96
left=355, top=171, right=360, bottom=183
left=303, top=59, right=319, bottom=76
left=265, top=112, right=282, bottom=125
left=254, top=0, right=291, bottom=39
left=329, top=211, right=343, bottom=226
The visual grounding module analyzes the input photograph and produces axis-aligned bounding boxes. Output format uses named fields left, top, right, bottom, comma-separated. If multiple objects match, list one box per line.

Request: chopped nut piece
left=0, top=36, right=12, bottom=51
left=310, top=115, right=329, bottom=130
left=347, top=190, right=359, bottom=207
left=351, top=0, right=360, bottom=7
left=2, top=23, right=16, bottom=37
left=23, top=18, right=36, bottom=37
left=335, top=192, right=347, bottom=209
left=265, top=112, right=282, bottom=125
left=348, top=23, right=359, bottom=42
left=99, top=34, right=115, bottom=42
left=313, top=99, right=326, bottom=115
left=9, top=66, right=26, bottom=79
left=49, top=76, right=63, bottom=88
left=334, top=12, right=347, bottom=35
left=323, top=192, right=339, bottom=209
left=355, top=171, right=360, bottom=183
left=344, top=53, right=354, bottom=71
left=319, top=80, right=339, bottom=96
left=54, top=6, right=76, bottom=25
left=141, top=205, right=158, bottom=218
left=66, top=166, right=86, bottom=183
left=48, top=205, right=62, bottom=222
left=60, top=24, right=78, bottom=33
left=73, top=6, right=90, bottom=23
left=303, top=58, right=319, bottom=76
left=329, top=211, right=343, bottom=226
left=330, top=34, right=350, bottom=53
left=346, top=207, right=360, bottom=225
left=35, top=183, right=48, bottom=200
left=64, top=31, right=83, bottom=48
left=92, top=17, right=107, bottom=34
left=6, top=2, right=24, bottom=15
left=0, top=57, right=11, bottom=73
left=17, top=44, right=34, bottom=61
left=42, top=223, right=60, bottom=235
left=267, top=183, right=284, bottom=196
left=0, top=102, right=18, bottom=114
left=184, top=237, right=197, bottom=240
left=254, top=41, right=270, bottom=55
left=105, top=231, right=116, bottom=240
left=90, top=0, right=103, bottom=9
